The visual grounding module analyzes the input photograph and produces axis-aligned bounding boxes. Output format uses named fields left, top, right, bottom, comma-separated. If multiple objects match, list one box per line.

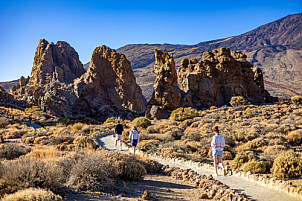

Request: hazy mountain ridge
left=117, top=13, right=302, bottom=100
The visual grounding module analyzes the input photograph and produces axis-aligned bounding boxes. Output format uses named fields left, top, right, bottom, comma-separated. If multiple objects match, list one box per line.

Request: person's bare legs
left=213, top=155, right=218, bottom=175
left=119, top=140, right=122, bottom=150
left=218, top=157, right=226, bottom=175
left=114, top=139, right=118, bottom=150
left=133, top=146, right=136, bottom=154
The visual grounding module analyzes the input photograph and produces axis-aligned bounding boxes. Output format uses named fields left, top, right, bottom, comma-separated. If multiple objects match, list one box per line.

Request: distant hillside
left=0, top=79, right=19, bottom=91
left=117, top=13, right=302, bottom=100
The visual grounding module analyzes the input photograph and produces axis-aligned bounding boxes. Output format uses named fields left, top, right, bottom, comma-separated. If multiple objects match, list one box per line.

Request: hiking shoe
left=213, top=173, right=218, bottom=177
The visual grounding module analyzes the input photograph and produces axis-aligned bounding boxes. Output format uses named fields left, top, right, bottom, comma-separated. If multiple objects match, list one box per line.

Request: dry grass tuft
left=170, top=107, right=199, bottom=121
left=1, top=188, right=62, bottom=201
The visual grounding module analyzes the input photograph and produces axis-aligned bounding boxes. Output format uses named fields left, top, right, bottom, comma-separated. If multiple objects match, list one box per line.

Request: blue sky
left=0, top=0, right=301, bottom=82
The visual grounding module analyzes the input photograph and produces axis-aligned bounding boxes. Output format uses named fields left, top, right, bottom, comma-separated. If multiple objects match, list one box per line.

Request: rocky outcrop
left=73, top=45, right=146, bottom=119
left=146, top=48, right=275, bottom=119
left=0, top=86, right=28, bottom=109
left=13, top=41, right=146, bottom=120
left=178, top=47, right=275, bottom=108
left=29, top=39, right=85, bottom=85
left=146, top=49, right=183, bottom=119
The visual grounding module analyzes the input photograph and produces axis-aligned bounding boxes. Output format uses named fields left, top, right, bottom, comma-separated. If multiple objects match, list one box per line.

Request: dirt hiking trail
left=97, top=133, right=301, bottom=201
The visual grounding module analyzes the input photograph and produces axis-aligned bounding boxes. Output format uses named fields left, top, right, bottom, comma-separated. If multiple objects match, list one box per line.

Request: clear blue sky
left=0, top=0, right=301, bottom=82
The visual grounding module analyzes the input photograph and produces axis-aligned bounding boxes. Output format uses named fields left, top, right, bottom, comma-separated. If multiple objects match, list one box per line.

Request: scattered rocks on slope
left=0, top=86, right=28, bottom=109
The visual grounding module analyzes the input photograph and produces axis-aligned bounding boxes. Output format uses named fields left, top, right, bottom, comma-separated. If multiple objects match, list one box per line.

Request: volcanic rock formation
left=146, top=48, right=275, bottom=119
left=73, top=45, right=146, bottom=119
left=0, top=86, right=28, bottom=109
left=13, top=40, right=145, bottom=120
left=29, top=39, right=86, bottom=85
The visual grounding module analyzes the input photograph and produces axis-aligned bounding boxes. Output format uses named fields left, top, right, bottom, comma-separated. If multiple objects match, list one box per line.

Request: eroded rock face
left=146, top=48, right=275, bottom=119
left=74, top=46, right=146, bottom=119
left=146, top=49, right=183, bottom=119
left=178, top=47, right=275, bottom=108
left=30, top=39, right=85, bottom=85
left=14, top=42, right=146, bottom=120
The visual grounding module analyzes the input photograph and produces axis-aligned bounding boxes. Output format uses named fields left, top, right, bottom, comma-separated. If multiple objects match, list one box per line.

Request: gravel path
left=97, top=133, right=301, bottom=201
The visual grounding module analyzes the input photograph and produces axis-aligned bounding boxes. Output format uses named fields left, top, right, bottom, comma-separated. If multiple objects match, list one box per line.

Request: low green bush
left=291, top=96, right=302, bottom=106
left=170, top=107, right=199, bottom=121
left=132, top=117, right=151, bottom=128
left=25, top=106, right=41, bottom=114
left=230, top=96, right=249, bottom=107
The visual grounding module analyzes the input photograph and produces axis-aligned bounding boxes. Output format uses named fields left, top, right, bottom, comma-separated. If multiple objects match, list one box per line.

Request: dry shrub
left=73, top=136, right=98, bottom=150
left=287, top=129, right=302, bottom=145
left=0, top=144, right=31, bottom=160
left=68, top=154, right=116, bottom=191
left=137, top=140, right=159, bottom=153
left=132, top=117, right=151, bottom=128
left=138, top=156, right=162, bottom=173
left=241, top=160, right=267, bottom=174
left=115, top=160, right=146, bottom=181
left=264, top=145, right=287, bottom=154
left=236, top=137, right=268, bottom=152
left=170, top=107, right=199, bottom=121
left=56, top=142, right=75, bottom=151
left=26, top=147, right=63, bottom=159
left=183, top=127, right=201, bottom=141
left=291, top=96, right=302, bottom=106
left=4, top=130, right=27, bottom=139
left=147, top=126, right=157, bottom=134
left=72, top=123, right=83, bottom=133
left=164, top=126, right=184, bottom=140
left=230, top=96, right=249, bottom=107
left=0, top=158, right=66, bottom=195
left=233, top=131, right=246, bottom=142
left=272, top=150, right=302, bottom=179
left=0, top=117, right=9, bottom=128
left=222, top=151, right=233, bottom=160
left=231, top=151, right=257, bottom=169
left=160, top=147, right=184, bottom=158
left=1, top=188, right=62, bottom=201
left=33, top=136, right=48, bottom=144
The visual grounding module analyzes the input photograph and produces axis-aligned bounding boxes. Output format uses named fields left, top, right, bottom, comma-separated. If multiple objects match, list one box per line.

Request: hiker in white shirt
left=211, top=126, right=226, bottom=176
left=128, top=126, right=139, bottom=154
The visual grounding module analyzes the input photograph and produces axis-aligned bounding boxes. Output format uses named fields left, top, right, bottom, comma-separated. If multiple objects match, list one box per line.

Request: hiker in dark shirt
left=114, top=121, right=124, bottom=151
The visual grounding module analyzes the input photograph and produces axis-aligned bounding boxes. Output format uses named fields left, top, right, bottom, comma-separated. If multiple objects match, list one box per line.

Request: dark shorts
left=131, top=139, right=138, bottom=147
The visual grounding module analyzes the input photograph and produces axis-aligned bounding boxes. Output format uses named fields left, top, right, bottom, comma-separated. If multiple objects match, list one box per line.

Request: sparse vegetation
left=132, top=117, right=151, bottom=128
left=1, top=188, right=62, bottom=201
left=230, top=96, right=249, bottom=107
left=24, top=106, right=41, bottom=114
left=272, top=150, right=302, bottom=179
left=170, top=107, right=199, bottom=121
left=291, top=96, right=302, bottom=106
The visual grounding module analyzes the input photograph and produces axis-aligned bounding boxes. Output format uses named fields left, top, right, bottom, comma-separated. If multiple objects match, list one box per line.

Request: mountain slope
left=117, top=13, right=302, bottom=100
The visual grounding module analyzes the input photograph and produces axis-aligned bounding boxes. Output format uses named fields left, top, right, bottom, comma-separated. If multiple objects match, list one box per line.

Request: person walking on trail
left=28, top=115, right=32, bottom=125
left=128, top=126, right=139, bottom=154
left=211, top=126, right=226, bottom=176
left=114, top=121, right=124, bottom=151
